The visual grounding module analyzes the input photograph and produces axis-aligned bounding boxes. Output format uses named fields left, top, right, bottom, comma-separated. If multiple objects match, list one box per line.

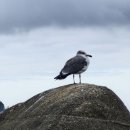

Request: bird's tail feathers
left=54, top=72, right=70, bottom=80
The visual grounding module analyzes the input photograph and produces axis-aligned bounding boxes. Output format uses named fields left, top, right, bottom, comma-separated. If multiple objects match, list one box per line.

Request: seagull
left=54, top=50, right=92, bottom=84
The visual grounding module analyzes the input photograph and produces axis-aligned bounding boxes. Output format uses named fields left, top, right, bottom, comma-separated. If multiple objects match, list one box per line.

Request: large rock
left=0, top=84, right=130, bottom=130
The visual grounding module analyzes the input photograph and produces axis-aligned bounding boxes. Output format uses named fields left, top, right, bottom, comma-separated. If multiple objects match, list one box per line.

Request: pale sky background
left=0, top=0, right=130, bottom=111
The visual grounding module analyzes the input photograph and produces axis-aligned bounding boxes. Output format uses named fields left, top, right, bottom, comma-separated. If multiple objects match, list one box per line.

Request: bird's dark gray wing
left=61, top=56, right=87, bottom=74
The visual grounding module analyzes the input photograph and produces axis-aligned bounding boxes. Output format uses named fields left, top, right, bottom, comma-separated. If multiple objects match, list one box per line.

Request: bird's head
left=77, top=50, right=92, bottom=58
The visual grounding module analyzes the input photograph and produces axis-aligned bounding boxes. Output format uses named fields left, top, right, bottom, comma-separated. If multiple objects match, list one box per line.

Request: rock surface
left=0, top=101, right=5, bottom=113
left=0, top=83, right=130, bottom=130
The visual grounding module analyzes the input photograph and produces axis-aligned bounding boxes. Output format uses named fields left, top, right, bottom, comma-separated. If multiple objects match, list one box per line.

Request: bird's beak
left=86, top=54, right=92, bottom=58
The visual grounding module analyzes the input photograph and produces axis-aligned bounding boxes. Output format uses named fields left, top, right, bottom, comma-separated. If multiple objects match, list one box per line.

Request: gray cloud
left=0, top=0, right=130, bottom=33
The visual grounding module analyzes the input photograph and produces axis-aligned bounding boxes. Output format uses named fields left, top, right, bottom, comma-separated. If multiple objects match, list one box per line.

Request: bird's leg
left=79, top=74, right=81, bottom=84
left=73, top=74, right=76, bottom=84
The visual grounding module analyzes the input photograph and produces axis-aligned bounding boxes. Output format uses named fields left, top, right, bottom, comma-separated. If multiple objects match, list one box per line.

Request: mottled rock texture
left=0, top=84, right=130, bottom=130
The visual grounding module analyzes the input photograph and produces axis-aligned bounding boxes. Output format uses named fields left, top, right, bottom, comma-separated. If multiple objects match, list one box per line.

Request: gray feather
left=61, top=56, right=88, bottom=74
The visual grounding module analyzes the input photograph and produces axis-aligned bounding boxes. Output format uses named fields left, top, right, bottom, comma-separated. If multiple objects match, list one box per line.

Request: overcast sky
left=0, top=0, right=130, bottom=33
left=0, top=0, right=130, bottom=111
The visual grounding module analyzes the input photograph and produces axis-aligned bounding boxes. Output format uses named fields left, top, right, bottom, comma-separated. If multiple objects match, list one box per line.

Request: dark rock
left=0, top=83, right=130, bottom=130
left=0, top=101, right=5, bottom=113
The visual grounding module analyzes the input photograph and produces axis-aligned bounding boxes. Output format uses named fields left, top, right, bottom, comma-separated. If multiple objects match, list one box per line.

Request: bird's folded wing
left=62, top=56, right=87, bottom=74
